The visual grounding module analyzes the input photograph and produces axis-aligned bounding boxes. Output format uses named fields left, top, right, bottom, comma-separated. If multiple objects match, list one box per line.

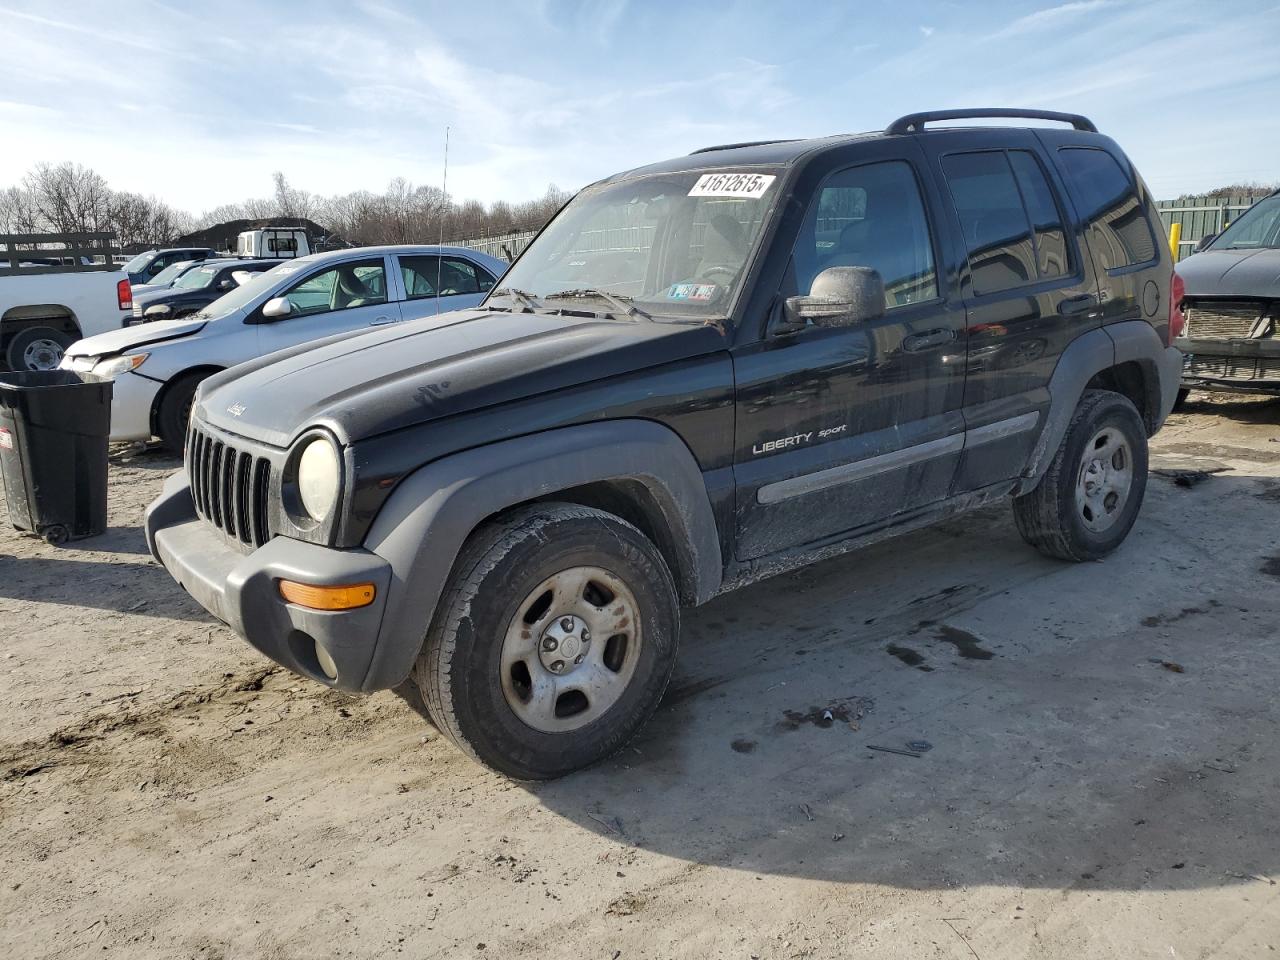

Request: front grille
left=1184, top=300, right=1272, bottom=340
left=187, top=422, right=273, bottom=547
left=1185, top=355, right=1280, bottom=382
left=132, top=303, right=143, bottom=318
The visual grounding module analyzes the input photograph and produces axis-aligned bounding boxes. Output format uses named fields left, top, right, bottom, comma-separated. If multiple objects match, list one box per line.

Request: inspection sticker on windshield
left=688, top=172, right=776, bottom=199
left=668, top=283, right=717, bottom=301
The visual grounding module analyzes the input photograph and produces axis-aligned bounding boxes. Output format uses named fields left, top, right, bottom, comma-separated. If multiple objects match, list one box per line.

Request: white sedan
left=62, top=245, right=506, bottom=451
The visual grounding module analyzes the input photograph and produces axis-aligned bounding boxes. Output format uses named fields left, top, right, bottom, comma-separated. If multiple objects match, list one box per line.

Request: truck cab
left=236, top=228, right=310, bottom=260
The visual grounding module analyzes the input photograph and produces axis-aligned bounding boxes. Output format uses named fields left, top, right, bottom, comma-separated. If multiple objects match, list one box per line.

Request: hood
left=197, top=308, right=727, bottom=448
left=65, top=316, right=209, bottom=358
left=1176, top=248, right=1280, bottom=299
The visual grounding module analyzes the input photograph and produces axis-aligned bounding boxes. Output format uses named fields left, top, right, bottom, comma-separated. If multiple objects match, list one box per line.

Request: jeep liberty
left=146, top=109, right=1183, bottom=779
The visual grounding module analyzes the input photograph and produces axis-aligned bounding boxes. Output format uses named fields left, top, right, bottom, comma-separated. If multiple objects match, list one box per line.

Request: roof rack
left=689, top=139, right=799, bottom=155
left=885, top=109, right=1097, bottom=136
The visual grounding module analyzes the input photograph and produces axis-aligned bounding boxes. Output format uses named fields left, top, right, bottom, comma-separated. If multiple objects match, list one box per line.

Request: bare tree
left=23, top=162, right=114, bottom=234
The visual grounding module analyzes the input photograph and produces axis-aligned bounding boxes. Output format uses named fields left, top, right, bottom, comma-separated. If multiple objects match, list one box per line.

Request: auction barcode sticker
left=688, top=172, right=776, bottom=199
left=0, top=428, right=11, bottom=450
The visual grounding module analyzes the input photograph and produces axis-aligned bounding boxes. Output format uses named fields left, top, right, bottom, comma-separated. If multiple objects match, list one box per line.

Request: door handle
left=1060, top=293, right=1099, bottom=317
left=903, top=328, right=956, bottom=352
left=369, top=315, right=396, bottom=326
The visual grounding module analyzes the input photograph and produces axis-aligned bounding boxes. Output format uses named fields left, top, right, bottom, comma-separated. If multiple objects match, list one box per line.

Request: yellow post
left=1169, top=222, right=1182, bottom=261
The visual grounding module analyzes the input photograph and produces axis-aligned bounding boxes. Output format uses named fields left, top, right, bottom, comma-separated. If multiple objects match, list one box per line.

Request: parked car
left=130, top=258, right=283, bottom=323
left=145, top=108, right=1181, bottom=779
left=129, top=258, right=207, bottom=296
left=121, top=247, right=217, bottom=286
left=1, top=232, right=133, bottom=370
left=1174, top=189, right=1280, bottom=400
left=62, top=245, right=504, bottom=450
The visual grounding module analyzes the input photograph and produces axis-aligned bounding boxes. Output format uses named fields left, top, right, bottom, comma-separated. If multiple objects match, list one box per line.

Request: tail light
left=117, top=278, right=132, bottom=311
left=1168, top=271, right=1186, bottom=343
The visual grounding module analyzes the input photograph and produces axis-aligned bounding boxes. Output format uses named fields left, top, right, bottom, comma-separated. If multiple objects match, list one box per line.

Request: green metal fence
left=1156, top=195, right=1265, bottom=261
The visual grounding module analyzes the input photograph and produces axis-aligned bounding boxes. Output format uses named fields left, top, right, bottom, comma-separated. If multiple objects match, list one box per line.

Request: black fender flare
left=1021, top=321, right=1181, bottom=489
left=358, top=419, right=723, bottom=691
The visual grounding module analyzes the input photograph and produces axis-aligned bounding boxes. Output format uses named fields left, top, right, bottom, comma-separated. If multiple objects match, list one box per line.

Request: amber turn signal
left=278, top=580, right=376, bottom=610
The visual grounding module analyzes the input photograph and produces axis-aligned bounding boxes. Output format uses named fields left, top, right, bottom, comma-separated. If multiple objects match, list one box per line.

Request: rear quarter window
left=1056, top=147, right=1158, bottom=270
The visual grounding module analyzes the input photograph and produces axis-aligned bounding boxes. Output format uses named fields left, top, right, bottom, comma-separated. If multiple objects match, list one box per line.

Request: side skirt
left=716, top=480, right=1018, bottom=597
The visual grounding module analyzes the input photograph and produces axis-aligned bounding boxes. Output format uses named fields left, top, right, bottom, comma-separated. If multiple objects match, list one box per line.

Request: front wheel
left=156, top=373, right=205, bottom=454
left=1013, top=390, right=1149, bottom=561
left=415, top=503, right=680, bottom=780
left=6, top=326, right=74, bottom=371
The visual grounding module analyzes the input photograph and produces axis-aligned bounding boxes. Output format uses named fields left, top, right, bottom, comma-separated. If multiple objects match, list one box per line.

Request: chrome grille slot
left=185, top=421, right=274, bottom=547
left=1184, top=301, right=1269, bottom=340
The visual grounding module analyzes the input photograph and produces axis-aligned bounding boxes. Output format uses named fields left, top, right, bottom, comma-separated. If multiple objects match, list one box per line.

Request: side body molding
left=359, top=419, right=723, bottom=691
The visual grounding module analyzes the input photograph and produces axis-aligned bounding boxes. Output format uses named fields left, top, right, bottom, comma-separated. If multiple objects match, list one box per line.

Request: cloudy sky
left=1, top=0, right=1277, bottom=215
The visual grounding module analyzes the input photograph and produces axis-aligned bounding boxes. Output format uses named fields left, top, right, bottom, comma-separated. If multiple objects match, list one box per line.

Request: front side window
left=279, top=258, right=387, bottom=318
left=1057, top=147, right=1157, bottom=270
left=1209, top=193, right=1280, bottom=251
left=494, top=168, right=781, bottom=318
left=794, top=160, right=937, bottom=308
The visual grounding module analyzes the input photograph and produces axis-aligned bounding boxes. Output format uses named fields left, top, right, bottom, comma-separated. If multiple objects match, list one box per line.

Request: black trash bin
left=0, top=370, right=113, bottom=544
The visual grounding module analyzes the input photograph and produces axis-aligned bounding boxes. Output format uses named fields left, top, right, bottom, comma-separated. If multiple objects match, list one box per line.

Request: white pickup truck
left=1, top=232, right=134, bottom=371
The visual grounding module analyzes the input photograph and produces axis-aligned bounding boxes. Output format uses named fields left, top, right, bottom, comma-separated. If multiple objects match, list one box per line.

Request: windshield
left=123, top=251, right=155, bottom=273
left=1210, top=194, right=1280, bottom=251
left=492, top=168, right=782, bottom=318
left=148, top=260, right=196, bottom=287
left=175, top=265, right=219, bottom=290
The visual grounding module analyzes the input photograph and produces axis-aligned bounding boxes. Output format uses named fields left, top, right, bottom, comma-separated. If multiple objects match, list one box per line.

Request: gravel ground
left=2, top=393, right=1279, bottom=959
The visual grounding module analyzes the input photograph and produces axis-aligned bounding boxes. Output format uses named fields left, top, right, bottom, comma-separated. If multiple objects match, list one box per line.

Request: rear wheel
left=415, top=503, right=680, bottom=780
left=6, top=326, right=74, bottom=371
left=156, top=373, right=204, bottom=453
left=1013, top=390, right=1148, bottom=561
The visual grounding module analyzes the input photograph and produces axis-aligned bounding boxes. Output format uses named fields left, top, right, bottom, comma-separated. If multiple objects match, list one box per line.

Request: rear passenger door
left=922, top=131, right=1104, bottom=491
left=396, top=254, right=497, bottom=320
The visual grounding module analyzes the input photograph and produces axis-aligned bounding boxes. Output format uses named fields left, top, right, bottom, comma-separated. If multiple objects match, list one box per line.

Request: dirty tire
left=415, top=503, right=680, bottom=780
left=156, top=373, right=204, bottom=453
left=1172, top=387, right=1191, bottom=411
left=1013, top=389, right=1148, bottom=562
left=5, top=326, right=73, bottom=371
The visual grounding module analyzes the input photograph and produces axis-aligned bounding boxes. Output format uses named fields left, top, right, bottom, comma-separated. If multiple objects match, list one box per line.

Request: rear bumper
left=144, top=471, right=395, bottom=691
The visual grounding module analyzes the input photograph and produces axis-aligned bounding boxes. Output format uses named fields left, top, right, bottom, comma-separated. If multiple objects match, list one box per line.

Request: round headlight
left=297, top=437, right=341, bottom=520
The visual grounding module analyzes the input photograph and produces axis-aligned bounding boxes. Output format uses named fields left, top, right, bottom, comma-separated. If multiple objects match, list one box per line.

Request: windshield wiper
left=543, top=288, right=651, bottom=320
left=488, top=287, right=544, bottom=310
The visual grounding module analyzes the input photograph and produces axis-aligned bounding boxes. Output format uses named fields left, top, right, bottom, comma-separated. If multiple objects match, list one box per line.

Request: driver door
left=254, top=256, right=399, bottom=355
left=731, top=146, right=967, bottom=560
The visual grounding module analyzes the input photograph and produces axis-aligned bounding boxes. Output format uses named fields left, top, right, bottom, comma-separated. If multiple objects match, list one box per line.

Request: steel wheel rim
left=500, top=565, right=642, bottom=733
left=23, top=338, right=64, bottom=371
left=1075, top=426, right=1133, bottom=533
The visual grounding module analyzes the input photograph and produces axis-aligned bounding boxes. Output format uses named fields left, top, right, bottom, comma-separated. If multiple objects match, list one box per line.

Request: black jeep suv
left=146, top=108, right=1182, bottom=779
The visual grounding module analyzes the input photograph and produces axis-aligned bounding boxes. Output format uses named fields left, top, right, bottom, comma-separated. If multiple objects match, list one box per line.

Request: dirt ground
left=2, top=394, right=1279, bottom=960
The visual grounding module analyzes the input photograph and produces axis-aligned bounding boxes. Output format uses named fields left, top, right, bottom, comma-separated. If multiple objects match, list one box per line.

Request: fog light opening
left=314, top=641, right=339, bottom=681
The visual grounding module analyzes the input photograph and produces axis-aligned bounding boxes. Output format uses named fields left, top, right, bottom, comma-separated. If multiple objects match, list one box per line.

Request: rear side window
left=1057, top=147, right=1157, bottom=270
left=942, top=152, right=1038, bottom=296
left=1008, top=151, right=1069, bottom=280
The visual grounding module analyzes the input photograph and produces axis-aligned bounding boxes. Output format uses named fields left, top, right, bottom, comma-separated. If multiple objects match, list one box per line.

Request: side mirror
left=780, top=267, right=885, bottom=332
left=143, top=304, right=172, bottom=321
left=1194, top=232, right=1216, bottom=253
left=261, top=296, right=293, bottom=319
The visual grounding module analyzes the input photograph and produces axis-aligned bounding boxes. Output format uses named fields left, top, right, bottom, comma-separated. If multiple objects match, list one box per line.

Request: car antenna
left=436, top=126, right=449, bottom=316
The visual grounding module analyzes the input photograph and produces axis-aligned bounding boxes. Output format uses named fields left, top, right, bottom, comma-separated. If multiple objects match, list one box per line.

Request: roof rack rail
left=689, top=139, right=799, bottom=155
left=885, top=108, right=1097, bottom=136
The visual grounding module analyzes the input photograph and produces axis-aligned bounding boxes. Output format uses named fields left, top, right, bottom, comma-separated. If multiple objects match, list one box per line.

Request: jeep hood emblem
left=226, top=402, right=246, bottom=417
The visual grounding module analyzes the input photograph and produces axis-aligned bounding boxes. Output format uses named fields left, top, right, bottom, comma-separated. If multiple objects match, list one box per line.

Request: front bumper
left=1176, top=337, right=1280, bottom=395
left=145, top=471, right=395, bottom=691
left=109, top=371, right=162, bottom=442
